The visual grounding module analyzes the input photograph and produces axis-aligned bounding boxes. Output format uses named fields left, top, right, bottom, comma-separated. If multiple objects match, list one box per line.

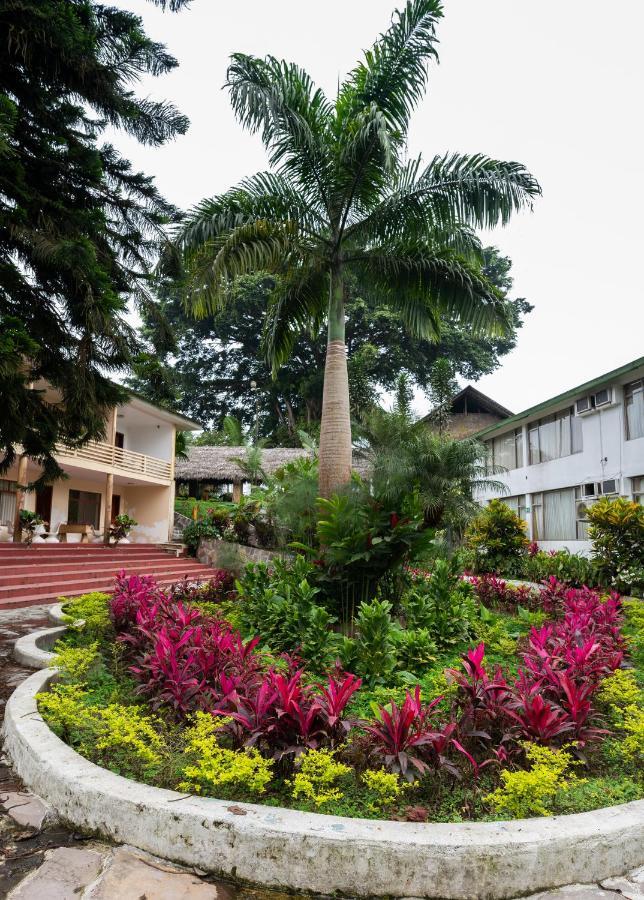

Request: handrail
left=55, top=441, right=172, bottom=480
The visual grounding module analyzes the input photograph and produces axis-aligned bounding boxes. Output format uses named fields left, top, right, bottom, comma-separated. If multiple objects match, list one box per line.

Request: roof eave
left=473, top=356, right=644, bottom=440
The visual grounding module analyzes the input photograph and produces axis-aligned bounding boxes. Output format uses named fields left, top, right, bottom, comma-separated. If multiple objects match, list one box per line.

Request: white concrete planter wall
left=4, top=620, right=644, bottom=898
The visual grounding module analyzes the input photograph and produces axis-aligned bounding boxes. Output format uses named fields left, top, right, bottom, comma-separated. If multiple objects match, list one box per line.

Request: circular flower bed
left=29, top=564, right=644, bottom=825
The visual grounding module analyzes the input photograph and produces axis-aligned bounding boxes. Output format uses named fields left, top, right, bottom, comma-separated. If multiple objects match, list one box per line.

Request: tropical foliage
left=176, top=0, right=540, bottom=495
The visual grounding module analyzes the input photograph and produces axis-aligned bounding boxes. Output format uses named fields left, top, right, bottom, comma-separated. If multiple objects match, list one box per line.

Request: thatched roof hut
left=175, top=446, right=370, bottom=501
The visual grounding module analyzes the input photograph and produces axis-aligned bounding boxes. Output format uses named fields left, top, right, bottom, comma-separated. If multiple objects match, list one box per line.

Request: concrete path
left=0, top=606, right=641, bottom=900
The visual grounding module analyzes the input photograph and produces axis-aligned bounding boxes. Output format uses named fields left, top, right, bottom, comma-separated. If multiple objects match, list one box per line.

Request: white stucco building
left=475, top=357, right=644, bottom=553
left=0, top=384, right=200, bottom=544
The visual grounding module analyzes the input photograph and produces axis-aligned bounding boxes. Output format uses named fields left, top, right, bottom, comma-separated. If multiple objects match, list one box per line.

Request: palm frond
left=337, top=0, right=442, bottom=137
left=350, top=243, right=511, bottom=337
left=226, top=53, right=334, bottom=209
left=262, top=263, right=328, bottom=372
left=178, top=172, right=326, bottom=252
left=184, top=220, right=309, bottom=318
left=413, top=153, right=542, bottom=229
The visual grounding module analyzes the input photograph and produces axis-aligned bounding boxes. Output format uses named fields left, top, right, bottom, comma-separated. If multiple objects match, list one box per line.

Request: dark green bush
left=402, top=559, right=477, bottom=649
left=587, top=497, right=644, bottom=596
left=464, top=500, right=529, bottom=577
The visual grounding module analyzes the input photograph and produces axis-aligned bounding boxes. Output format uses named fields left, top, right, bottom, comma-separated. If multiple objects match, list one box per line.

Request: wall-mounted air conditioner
left=593, top=388, right=614, bottom=408
left=600, top=478, right=619, bottom=495
left=575, top=396, right=593, bottom=416
left=575, top=500, right=591, bottom=520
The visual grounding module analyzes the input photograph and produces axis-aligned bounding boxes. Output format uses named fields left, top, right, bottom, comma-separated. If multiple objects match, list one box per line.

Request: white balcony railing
left=55, top=441, right=172, bottom=480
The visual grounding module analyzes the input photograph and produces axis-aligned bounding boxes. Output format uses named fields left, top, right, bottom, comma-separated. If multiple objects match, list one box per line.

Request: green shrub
left=178, top=712, right=273, bottom=798
left=235, top=557, right=339, bottom=669
left=522, top=549, right=597, bottom=587
left=402, top=559, right=477, bottom=649
left=392, top=627, right=437, bottom=673
left=182, top=518, right=222, bottom=556
left=623, top=598, right=644, bottom=669
left=485, top=744, right=583, bottom=819
left=60, top=591, right=111, bottom=640
left=290, top=749, right=351, bottom=808
left=50, top=642, right=101, bottom=683
left=361, top=768, right=409, bottom=813
left=587, top=497, right=644, bottom=596
left=38, top=685, right=166, bottom=779
left=464, top=500, right=529, bottom=577
left=341, top=598, right=398, bottom=686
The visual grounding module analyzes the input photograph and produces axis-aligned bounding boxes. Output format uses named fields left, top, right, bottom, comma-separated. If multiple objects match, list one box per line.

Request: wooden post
left=12, top=454, right=29, bottom=543
left=103, top=407, right=118, bottom=546
left=232, top=480, right=242, bottom=503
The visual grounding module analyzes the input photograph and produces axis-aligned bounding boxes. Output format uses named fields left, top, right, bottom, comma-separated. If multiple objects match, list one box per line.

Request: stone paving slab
left=86, top=846, right=226, bottom=898
left=0, top=790, right=50, bottom=829
left=601, top=876, right=644, bottom=899
left=7, top=846, right=105, bottom=899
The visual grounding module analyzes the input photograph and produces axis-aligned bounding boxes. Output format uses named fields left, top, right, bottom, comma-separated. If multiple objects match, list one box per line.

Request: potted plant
left=109, top=513, right=137, bottom=545
left=19, top=510, right=43, bottom=546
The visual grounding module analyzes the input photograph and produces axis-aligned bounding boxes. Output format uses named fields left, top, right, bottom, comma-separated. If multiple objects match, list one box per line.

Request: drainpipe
left=521, top=423, right=534, bottom=541
left=103, top=407, right=117, bottom=546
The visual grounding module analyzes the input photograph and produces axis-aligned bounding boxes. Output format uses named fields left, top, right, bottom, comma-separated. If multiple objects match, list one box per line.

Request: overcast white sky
left=113, top=0, right=644, bottom=416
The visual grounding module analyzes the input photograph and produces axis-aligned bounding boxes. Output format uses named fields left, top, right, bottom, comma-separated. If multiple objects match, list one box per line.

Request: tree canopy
left=0, top=0, right=188, bottom=481
left=129, top=247, right=531, bottom=444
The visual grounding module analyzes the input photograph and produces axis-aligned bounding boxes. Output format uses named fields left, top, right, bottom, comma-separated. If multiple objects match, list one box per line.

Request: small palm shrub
left=464, top=500, right=529, bottom=577
left=587, top=497, right=644, bottom=596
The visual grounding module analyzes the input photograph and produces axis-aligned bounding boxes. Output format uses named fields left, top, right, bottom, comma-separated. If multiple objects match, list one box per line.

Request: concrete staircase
left=0, top=544, right=214, bottom=611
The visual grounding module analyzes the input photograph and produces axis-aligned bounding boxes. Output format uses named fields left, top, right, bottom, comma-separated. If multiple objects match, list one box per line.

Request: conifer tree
left=0, top=0, right=189, bottom=481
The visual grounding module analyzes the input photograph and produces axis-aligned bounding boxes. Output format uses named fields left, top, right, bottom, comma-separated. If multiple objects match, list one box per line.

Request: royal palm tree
left=178, top=0, right=540, bottom=497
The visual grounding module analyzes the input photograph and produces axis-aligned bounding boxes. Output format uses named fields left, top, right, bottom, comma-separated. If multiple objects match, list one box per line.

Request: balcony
left=55, top=441, right=172, bottom=481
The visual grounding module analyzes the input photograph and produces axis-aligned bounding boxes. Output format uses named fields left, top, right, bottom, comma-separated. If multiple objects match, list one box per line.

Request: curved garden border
left=3, top=617, right=644, bottom=898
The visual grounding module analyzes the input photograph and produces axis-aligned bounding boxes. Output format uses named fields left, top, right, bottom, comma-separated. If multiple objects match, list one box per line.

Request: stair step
left=0, top=559, right=208, bottom=587
left=0, top=571, right=212, bottom=611
left=0, top=565, right=212, bottom=600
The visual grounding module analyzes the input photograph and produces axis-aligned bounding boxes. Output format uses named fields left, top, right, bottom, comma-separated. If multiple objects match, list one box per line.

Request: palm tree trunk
left=318, top=264, right=352, bottom=498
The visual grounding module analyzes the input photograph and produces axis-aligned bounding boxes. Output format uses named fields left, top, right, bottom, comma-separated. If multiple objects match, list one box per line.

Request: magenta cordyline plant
left=110, top=570, right=163, bottom=633
left=469, top=574, right=536, bottom=610
left=221, top=668, right=361, bottom=760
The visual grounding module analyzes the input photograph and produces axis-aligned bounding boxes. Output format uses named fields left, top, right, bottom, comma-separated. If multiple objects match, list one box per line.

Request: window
left=487, top=428, right=524, bottom=471
left=528, top=407, right=582, bottom=464
left=625, top=380, right=644, bottom=441
left=574, top=486, right=593, bottom=539
left=67, top=490, right=101, bottom=529
left=633, top=476, right=644, bottom=506
left=0, top=479, right=16, bottom=526
left=531, top=488, right=576, bottom=540
left=504, top=494, right=528, bottom=521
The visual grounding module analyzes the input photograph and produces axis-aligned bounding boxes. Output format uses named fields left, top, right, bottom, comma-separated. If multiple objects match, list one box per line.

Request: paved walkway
left=0, top=607, right=642, bottom=899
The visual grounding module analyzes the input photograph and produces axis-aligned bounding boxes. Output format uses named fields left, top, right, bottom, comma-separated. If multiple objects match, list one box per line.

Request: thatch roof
left=175, top=446, right=372, bottom=482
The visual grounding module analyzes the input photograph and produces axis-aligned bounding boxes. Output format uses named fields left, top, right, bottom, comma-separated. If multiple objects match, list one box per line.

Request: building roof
left=449, top=385, right=513, bottom=419
left=125, top=391, right=202, bottom=431
left=175, top=446, right=372, bottom=482
left=474, top=355, right=644, bottom=440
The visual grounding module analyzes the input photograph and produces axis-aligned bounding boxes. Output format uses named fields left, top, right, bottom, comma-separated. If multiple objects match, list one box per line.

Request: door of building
left=35, top=486, right=53, bottom=525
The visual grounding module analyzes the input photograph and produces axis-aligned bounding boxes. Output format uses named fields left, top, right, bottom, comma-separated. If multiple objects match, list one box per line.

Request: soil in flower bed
left=38, top=572, right=644, bottom=824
